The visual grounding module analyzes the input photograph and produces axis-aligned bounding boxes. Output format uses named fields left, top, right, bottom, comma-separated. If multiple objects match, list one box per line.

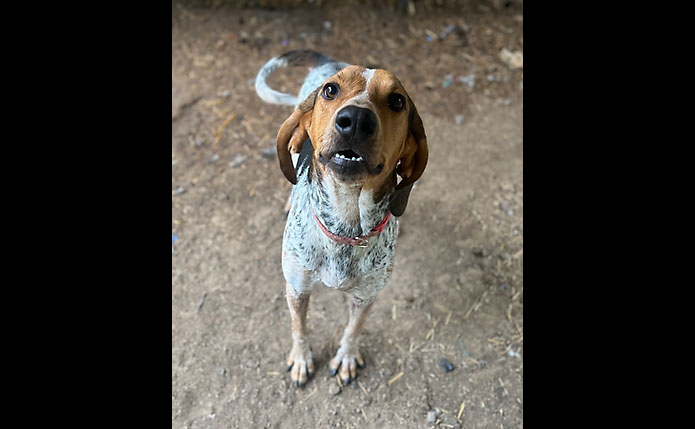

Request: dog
left=255, top=50, right=428, bottom=387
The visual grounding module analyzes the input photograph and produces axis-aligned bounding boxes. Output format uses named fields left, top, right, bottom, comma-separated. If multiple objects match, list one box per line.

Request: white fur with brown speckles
left=282, top=155, right=398, bottom=303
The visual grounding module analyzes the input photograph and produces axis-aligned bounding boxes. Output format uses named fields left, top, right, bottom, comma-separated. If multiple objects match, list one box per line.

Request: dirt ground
left=172, top=2, right=523, bottom=428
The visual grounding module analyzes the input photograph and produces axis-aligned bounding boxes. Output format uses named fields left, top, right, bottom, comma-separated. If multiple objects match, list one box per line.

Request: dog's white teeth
left=335, top=153, right=363, bottom=162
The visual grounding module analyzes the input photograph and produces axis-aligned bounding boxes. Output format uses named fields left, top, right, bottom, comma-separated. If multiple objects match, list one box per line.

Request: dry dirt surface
left=172, top=3, right=523, bottom=428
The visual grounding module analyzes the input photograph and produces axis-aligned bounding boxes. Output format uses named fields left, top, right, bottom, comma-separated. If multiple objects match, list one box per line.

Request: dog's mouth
left=319, top=149, right=384, bottom=179
left=332, top=149, right=365, bottom=164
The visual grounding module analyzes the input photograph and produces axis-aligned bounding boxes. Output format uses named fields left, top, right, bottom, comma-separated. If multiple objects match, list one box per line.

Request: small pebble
left=426, top=408, right=442, bottom=423
left=457, top=74, right=475, bottom=89
left=455, top=114, right=465, bottom=125
left=230, top=155, right=246, bottom=167
left=172, top=234, right=179, bottom=243
left=173, top=187, right=186, bottom=196
left=210, top=154, right=219, bottom=162
left=438, top=358, right=455, bottom=373
left=218, top=90, right=230, bottom=98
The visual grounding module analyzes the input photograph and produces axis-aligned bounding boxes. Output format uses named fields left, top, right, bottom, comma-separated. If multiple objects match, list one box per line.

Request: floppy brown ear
left=396, top=96, right=428, bottom=190
left=389, top=183, right=413, bottom=217
left=276, top=88, right=319, bottom=184
left=389, top=96, right=428, bottom=216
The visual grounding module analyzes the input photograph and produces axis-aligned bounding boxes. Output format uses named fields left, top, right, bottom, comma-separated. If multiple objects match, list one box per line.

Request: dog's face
left=276, top=65, right=427, bottom=213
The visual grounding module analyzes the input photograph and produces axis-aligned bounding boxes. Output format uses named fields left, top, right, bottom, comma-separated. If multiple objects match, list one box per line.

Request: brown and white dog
left=255, top=51, right=428, bottom=387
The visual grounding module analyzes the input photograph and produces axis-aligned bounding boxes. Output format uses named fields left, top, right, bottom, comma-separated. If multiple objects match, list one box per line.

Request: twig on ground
left=213, top=112, right=237, bottom=146
left=388, top=371, right=404, bottom=385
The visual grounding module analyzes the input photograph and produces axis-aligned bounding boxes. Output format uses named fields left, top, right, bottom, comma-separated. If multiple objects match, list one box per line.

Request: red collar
left=311, top=206, right=392, bottom=248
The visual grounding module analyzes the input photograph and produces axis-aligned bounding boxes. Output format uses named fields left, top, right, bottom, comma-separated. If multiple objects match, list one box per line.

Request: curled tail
left=255, top=50, right=333, bottom=106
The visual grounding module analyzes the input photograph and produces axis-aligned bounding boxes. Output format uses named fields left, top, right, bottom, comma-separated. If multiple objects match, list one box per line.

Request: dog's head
left=276, top=65, right=428, bottom=216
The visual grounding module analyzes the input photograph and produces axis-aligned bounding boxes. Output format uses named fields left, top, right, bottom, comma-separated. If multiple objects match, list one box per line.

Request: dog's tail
left=255, top=50, right=332, bottom=106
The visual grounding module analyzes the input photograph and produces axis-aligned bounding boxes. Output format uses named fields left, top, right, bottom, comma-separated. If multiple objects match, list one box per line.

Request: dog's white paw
left=329, top=346, right=364, bottom=384
left=286, top=343, right=314, bottom=387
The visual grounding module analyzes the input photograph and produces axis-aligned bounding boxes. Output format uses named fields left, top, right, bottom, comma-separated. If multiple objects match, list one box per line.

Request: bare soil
left=172, top=3, right=523, bottom=428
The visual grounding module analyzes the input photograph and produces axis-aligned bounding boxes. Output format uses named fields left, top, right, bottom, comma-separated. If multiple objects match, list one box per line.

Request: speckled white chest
left=282, top=164, right=398, bottom=301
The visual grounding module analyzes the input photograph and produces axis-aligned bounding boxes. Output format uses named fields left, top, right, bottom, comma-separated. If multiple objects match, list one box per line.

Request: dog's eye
left=387, top=93, right=405, bottom=112
left=322, top=83, right=339, bottom=100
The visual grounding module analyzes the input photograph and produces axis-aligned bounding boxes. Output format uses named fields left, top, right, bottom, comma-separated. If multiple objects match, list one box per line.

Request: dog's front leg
left=285, top=282, right=314, bottom=387
left=329, top=295, right=373, bottom=384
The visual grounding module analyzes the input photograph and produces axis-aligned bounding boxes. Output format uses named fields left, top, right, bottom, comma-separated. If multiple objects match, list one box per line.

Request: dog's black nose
left=335, top=106, right=377, bottom=141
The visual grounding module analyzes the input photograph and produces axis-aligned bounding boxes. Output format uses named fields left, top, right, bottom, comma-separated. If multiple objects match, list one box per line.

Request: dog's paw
left=329, top=347, right=364, bottom=385
left=286, top=344, right=314, bottom=387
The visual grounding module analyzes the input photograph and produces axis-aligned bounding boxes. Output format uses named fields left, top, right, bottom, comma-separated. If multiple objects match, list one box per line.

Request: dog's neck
left=309, top=169, right=392, bottom=238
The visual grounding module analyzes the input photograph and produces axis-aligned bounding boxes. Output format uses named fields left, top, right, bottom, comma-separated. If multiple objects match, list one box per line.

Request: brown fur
left=276, top=66, right=428, bottom=199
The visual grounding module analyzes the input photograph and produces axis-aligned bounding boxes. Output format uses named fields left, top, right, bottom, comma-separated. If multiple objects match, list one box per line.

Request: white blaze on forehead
left=362, top=68, right=375, bottom=89
left=350, top=68, right=375, bottom=104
